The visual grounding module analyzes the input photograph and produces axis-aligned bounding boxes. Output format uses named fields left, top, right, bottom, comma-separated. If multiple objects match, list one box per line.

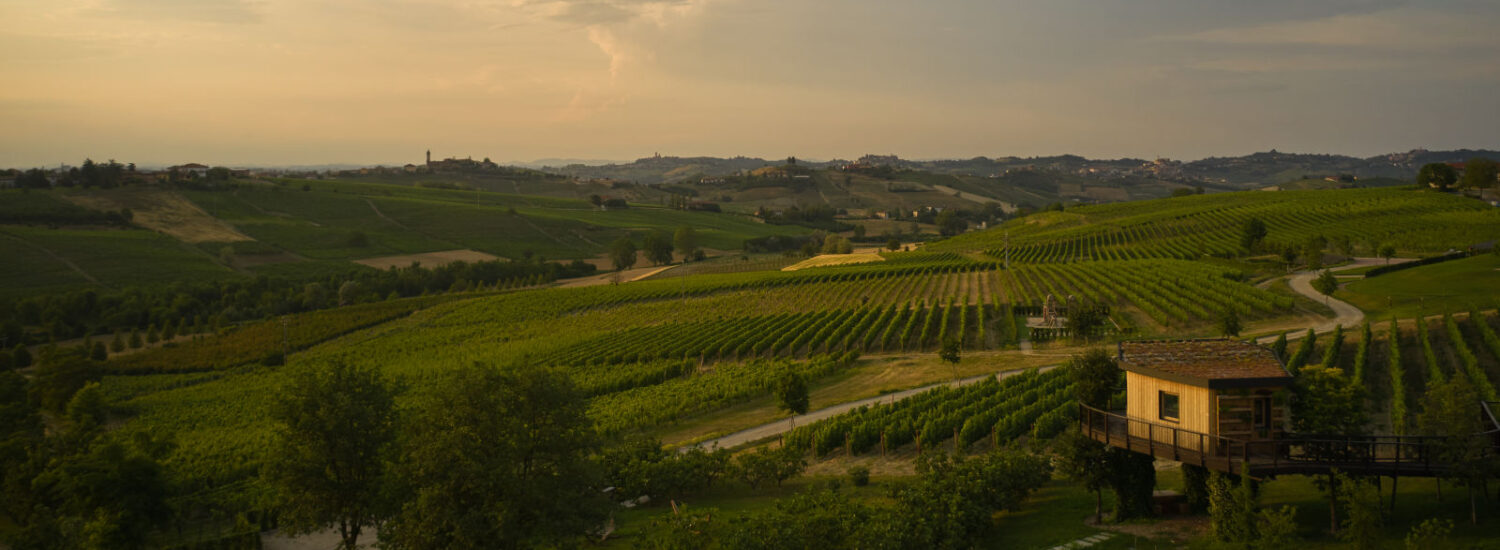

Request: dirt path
left=1254, top=257, right=1416, bottom=343
left=553, top=265, right=676, bottom=288
left=0, top=229, right=104, bottom=287
left=364, top=198, right=411, bottom=230
left=683, top=365, right=1057, bottom=452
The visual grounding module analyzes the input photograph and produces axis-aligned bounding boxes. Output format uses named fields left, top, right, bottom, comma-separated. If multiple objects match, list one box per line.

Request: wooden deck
left=1081, top=403, right=1500, bottom=479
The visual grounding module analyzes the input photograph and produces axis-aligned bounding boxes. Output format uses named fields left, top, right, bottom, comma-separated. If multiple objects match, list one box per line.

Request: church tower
left=426, top=150, right=431, bottom=167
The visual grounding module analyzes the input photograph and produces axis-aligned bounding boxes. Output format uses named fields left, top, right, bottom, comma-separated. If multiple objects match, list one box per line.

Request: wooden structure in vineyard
left=1081, top=338, right=1500, bottom=479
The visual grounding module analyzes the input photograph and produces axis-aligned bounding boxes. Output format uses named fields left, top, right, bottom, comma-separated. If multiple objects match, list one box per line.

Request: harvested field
left=64, top=190, right=252, bottom=243
left=353, top=249, right=499, bottom=270
left=782, top=253, right=885, bottom=271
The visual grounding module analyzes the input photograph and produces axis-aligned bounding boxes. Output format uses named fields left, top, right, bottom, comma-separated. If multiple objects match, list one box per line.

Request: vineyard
left=928, top=188, right=1500, bottom=262
left=782, top=368, right=1074, bottom=457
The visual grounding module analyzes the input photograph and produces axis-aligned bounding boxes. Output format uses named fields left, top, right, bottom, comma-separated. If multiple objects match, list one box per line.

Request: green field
left=0, top=224, right=237, bottom=300
left=1338, top=254, right=1500, bottom=319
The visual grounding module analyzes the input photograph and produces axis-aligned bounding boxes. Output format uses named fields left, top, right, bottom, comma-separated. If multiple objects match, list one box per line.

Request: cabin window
left=1158, top=391, right=1180, bottom=422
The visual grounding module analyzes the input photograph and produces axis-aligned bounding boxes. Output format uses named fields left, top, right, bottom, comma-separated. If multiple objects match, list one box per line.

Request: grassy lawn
left=1338, top=254, right=1500, bottom=320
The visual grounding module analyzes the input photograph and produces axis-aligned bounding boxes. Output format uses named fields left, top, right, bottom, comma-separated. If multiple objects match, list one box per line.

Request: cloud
left=95, top=0, right=264, bottom=24
left=1160, top=7, right=1500, bottom=53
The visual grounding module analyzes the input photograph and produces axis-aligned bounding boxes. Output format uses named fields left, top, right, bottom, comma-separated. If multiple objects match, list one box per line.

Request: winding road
left=1255, top=257, right=1414, bottom=343
left=683, top=365, right=1056, bottom=452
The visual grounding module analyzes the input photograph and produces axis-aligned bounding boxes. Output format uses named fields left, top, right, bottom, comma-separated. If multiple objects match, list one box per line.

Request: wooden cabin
left=1117, top=339, right=1293, bottom=455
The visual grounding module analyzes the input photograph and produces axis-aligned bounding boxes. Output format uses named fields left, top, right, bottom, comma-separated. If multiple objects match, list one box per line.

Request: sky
left=2, top=0, right=1497, bottom=167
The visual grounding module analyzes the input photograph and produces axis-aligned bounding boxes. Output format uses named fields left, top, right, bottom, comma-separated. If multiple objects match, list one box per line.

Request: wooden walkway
left=1081, top=403, right=1500, bottom=479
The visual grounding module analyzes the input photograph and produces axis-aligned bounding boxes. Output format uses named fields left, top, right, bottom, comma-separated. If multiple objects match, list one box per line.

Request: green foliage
left=1181, top=464, right=1210, bottom=513
left=381, top=362, right=608, bottom=549
left=1460, top=157, right=1498, bottom=191
left=939, top=338, right=961, bottom=365
left=1270, top=332, right=1288, bottom=361
left=1208, top=470, right=1258, bottom=546
left=266, top=360, right=395, bottom=550
left=1104, top=447, right=1155, bottom=521
left=1404, top=518, right=1454, bottom=550
left=775, top=368, right=810, bottom=416
left=1067, top=347, right=1119, bottom=409
left=1319, top=325, right=1344, bottom=368
left=733, top=445, right=805, bottom=490
left=31, top=354, right=102, bottom=413
left=1256, top=505, right=1300, bottom=548
left=1387, top=319, right=1408, bottom=434
left=1336, top=472, right=1383, bottom=550
left=846, top=465, right=870, bottom=487
left=1240, top=217, right=1268, bottom=252
left=610, top=237, right=638, bottom=272
left=1312, top=269, right=1338, bottom=296
left=1285, top=329, right=1317, bottom=374
left=1218, top=309, right=1242, bottom=338
left=1417, top=162, right=1458, bottom=190
left=1056, top=428, right=1111, bottom=523
left=643, top=230, right=674, bottom=265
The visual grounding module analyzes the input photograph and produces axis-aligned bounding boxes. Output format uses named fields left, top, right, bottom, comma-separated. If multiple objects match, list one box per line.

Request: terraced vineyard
left=930, top=188, right=1500, bottom=262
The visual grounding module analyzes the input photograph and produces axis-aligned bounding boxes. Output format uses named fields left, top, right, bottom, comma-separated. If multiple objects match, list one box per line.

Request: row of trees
left=608, top=226, right=702, bottom=272
left=1417, top=158, right=1498, bottom=193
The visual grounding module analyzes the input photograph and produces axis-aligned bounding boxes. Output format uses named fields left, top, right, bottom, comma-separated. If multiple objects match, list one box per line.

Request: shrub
left=847, top=466, right=870, bottom=487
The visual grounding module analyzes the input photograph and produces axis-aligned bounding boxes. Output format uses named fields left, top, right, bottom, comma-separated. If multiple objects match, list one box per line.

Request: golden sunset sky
left=3, top=0, right=1497, bottom=166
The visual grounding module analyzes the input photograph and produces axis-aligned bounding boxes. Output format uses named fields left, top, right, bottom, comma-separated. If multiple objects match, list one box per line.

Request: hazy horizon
left=4, top=0, right=1498, bottom=167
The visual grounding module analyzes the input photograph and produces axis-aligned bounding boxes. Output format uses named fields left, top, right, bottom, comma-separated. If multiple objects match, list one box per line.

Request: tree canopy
left=1417, top=163, right=1458, bottom=190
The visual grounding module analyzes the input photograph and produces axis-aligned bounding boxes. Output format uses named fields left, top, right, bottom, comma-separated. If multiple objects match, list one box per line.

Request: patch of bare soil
left=353, top=249, right=499, bottom=270
left=64, top=190, right=253, bottom=243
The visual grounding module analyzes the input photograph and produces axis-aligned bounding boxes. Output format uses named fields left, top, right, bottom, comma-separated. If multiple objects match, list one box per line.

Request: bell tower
left=426, top=149, right=431, bottom=167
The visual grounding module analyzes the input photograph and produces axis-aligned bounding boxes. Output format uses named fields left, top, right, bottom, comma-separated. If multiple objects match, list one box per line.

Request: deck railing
left=1079, top=404, right=1500, bottom=478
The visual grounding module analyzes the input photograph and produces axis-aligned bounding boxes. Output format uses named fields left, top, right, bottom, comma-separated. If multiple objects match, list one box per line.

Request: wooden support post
left=881, top=431, right=887, bottom=457
left=1390, top=474, right=1399, bottom=514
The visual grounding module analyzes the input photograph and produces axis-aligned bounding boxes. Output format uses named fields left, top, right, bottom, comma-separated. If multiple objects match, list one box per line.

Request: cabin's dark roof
left=1118, top=339, right=1292, bottom=389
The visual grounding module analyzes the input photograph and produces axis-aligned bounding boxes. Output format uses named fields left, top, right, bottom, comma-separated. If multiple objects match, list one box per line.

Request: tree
left=939, top=339, right=961, bottom=368
left=1405, top=518, right=1454, bottom=550
left=886, top=237, right=901, bottom=251
left=1379, top=245, right=1396, bottom=264
left=642, top=231, right=674, bottom=265
left=1417, top=162, right=1458, bottom=190
left=1291, top=366, right=1367, bottom=533
left=266, top=360, right=396, bottom=550
left=935, top=210, right=966, bottom=236
left=609, top=237, right=638, bottom=273
left=1055, top=428, right=1111, bottom=524
left=1336, top=471, right=1383, bottom=550
left=1303, top=238, right=1325, bottom=269
left=1219, top=310, right=1242, bottom=338
left=588, top=194, right=603, bottom=210
left=1240, top=217, right=1268, bottom=253
left=1065, top=306, right=1104, bottom=340
left=1312, top=269, right=1339, bottom=300
left=1415, top=374, right=1492, bottom=524
left=672, top=226, right=698, bottom=261
left=1460, top=157, right=1498, bottom=195
left=382, top=362, right=607, bottom=549
left=775, top=369, right=809, bottom=419
left=11, top=345, right=29, bottom=369
left=1067, top=347, right=1119, bottom=409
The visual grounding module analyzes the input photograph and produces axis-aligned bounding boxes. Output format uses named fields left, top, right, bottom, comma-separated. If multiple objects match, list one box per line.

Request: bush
left=847, top=466, right=870, bottom=487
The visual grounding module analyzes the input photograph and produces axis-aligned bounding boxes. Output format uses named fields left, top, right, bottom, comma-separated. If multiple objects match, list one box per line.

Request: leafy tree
left=719, top=489, right=881, bottom=549
left=1270, top=332, right=1288, bottom=360
left=892, top=450, right=1051, bottom=546
left=1240, top=217, right=1268, bottom=253
left=1218, top=310, right=1242, bottom=340
left=1415, top=373, right=1492, bottom=524
left=108, top=332, right=124, bottom=353
left=939, top=339, right=961, bottom=367
left=10, top=345, right=28, bottom=369
left=128, top=330, right=142, bottom=350
left=643, top=230, right=674, bottom=266
left=1055, top=428, right=1111, bottom=524
left=63, top=381, right=106, bottom=432
left=1460, top=157, right=1498, bottom=194
left=886, top=237, right=901, bottom=251
left=936, top=210, right=967, bottom=236
left=1379, top=245, right=1396, bottom=264
left=1067, top=347, right=1119, bottom=409
left=1303, top=238, right=1325, bottom=269
left=588, top=194, right=603, bottom=209
left=88, top=342, right=106, bottom=362
left=775, top=368, right=809, bottom=418
left=1417, top=162, right=1458, bottom=190
left=672, top=226, right=698, bottom=260
left=1291, top=366, right=1367, bottom=533
left=382, top=362, right=607, bottom=549
left=1336, top=471, right=1382, bottom=550
left=1065, top=307, right=1104, bottom=340
left=609, top=237, right=638, bottom=273
left=1208, top=469, right=1258, bottom=545
left=266, top=360, right=396, bottom=550
left=1104, top=448, right=1155, bottom=520
left=1312, top=269, right=1339, bottom=299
